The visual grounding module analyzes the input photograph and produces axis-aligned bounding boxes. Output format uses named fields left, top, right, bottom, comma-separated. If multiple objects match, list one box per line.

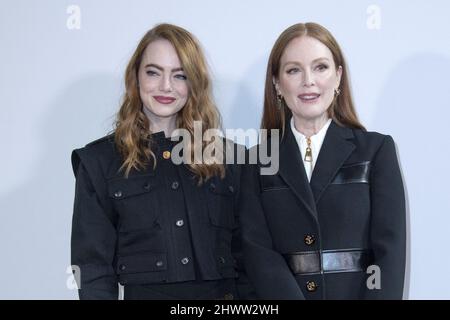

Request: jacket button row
left=114, top=191, right=122, bottom=198
left=171, top=181, right=179, bottom=190
left=304, top=234, right=315, bottom=245
left=175, top=219, right=184, bottom=227
left=181, top=257, right=189, bottom=265
left=306, top=281, right=318, bottom=292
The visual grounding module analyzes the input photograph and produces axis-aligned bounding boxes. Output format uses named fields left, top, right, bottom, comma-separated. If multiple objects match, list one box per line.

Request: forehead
left=281, top=36, right=334, bottom=64
left=141, top=38, right=181, bottom=67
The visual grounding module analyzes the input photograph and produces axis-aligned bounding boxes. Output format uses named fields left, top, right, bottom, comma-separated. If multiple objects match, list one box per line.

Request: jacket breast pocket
left=107, top=174, right=161, bottom=232
left=260, top=174, right=289, bottom=191
left=206, top=177, right=235, bottom=229
left=331, top=161, right=371, bottom=184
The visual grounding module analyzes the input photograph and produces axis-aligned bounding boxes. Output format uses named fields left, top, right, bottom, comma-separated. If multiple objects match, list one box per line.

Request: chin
left=144, top=106, right=175, bottom=118
left=294, top=108, right=325, bottom=119
left=154, top=111, right=178, bottom=118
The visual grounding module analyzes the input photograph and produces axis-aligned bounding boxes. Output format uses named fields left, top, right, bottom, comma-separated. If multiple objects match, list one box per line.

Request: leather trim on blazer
left=284, top=248, right=373, bottom=275
left=331, top=161, right=371, bottom=185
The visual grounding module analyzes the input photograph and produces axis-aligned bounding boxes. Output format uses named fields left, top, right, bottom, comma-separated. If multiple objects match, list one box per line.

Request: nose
left=303, top=70, right=315, bottom=87
left=159, top=73, right=172, bottom=92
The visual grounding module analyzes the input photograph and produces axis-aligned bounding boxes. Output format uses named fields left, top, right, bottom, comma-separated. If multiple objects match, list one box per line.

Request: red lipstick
left=153, top=96, right=176, bottom=104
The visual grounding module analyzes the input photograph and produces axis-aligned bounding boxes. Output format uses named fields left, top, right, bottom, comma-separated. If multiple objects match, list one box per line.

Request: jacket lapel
left=310, top=121, right=355, bottom=203
left=278, top=121, right=317, bottom=219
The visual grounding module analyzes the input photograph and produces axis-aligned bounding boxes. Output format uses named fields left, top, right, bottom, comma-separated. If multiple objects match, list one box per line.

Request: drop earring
left=277, top=93, right=283, bottom=110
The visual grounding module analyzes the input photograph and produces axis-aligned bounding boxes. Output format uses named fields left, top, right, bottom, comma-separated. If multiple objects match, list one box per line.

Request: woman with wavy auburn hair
left=240, top=22, right=406, bottom=299
left=115, top=23, right=224, bottom=181
left=71, top=23, right=251, bottom=300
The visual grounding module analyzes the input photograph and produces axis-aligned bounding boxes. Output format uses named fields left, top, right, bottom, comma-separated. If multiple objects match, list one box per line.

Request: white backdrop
left=1, top=0, right=449, bottom=299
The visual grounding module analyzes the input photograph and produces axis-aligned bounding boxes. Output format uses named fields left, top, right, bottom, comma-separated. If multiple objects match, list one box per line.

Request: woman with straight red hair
left=240, top=22, right=406, bottom=299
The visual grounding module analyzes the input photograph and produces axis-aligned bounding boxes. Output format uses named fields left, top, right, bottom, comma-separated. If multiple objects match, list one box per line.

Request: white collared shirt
left=290, top=117, right=332, bottom=182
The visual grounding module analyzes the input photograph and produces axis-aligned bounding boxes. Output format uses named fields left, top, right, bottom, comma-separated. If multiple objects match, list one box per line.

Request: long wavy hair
left=114, top=23, right=224, bottom=182
left=261, top=22, right=365, bottom=135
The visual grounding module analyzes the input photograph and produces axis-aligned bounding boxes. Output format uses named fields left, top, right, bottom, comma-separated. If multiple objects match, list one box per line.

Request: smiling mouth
left=298, top=93, right=320, bottom=104
left=153, top=96, right=176, bottom=104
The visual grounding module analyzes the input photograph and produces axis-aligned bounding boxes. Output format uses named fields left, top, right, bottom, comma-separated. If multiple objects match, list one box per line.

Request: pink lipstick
left=298, top=93, right=320, bottom=104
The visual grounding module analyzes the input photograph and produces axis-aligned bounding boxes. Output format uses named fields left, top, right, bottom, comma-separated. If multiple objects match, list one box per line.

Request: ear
left=336, top=65, right=343, bottom=88
left=272, top=76, right=280, bottom=93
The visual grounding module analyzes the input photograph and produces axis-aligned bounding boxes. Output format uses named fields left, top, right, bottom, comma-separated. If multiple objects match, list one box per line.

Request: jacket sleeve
left=239, top=162, right=305, bottom=300
left=365, top=135, right=406, bottom=299
left=71, top=149, right=119, bottom=300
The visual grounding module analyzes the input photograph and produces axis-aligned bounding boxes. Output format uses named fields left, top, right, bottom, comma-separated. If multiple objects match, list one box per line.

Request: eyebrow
left=144, top=63, right=184, bottom=72
left=282, top=57, right=330, bottom=67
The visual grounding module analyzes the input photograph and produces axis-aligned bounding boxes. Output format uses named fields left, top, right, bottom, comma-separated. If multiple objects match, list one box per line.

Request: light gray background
left=1, top=0, right=449, bottom=299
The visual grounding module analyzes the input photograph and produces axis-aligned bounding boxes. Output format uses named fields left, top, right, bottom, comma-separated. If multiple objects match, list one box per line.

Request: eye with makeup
left=145, top=69, right=159, bottom=77
left=174, top=73, right=187, bottom=81
left=315, top=63, right=329, bottom=72
left=286, top=67, right=301, bottom=75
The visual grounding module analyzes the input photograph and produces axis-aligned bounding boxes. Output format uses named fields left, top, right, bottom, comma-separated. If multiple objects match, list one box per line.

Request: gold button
left=304, top=234, right=315, bottom=245
left=306, top=281, right=317, bottom=292
left=162, top=151, right=171, bottom=159
left=224, top=293, right=234, bottom=300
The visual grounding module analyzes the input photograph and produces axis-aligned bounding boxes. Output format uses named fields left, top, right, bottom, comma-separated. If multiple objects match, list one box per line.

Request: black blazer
left=71, top=133, right=252, bottom=299
left=240, top=120, right=406, bottom=299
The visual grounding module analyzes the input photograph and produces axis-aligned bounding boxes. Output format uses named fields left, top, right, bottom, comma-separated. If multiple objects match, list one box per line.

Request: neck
left=150, top=121, right=176, bottom=137
left=292, top=114, right=329, bottom=138
left=143, top=107, right=177, bottom=137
